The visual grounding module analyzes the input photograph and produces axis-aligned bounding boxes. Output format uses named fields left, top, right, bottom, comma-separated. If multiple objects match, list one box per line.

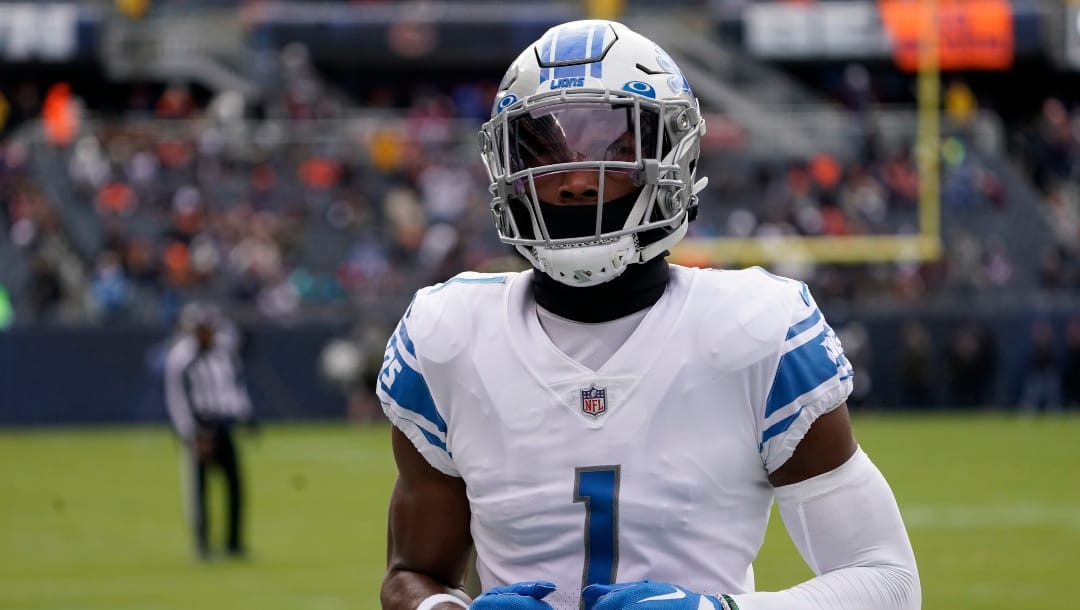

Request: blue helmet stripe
left=538, top=22, right=606, bottom=83
left=554, top=25, right=591, bottom=63
left=540, top=35, right=554, bottom=83
left=589, top=23, right=605, bottom=78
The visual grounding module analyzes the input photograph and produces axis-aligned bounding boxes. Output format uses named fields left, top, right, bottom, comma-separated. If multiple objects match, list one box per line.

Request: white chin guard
left=529, top=235, right=637, bottom=287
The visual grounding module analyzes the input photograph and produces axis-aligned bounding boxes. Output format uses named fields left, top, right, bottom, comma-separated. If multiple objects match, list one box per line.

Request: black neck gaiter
left=532, top=255, right=670, bottom=323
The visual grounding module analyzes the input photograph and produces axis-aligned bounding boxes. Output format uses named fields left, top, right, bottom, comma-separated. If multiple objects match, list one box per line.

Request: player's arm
left=163, top=343, right=197, bottom=442
left=738, top=278, right=919, bottom=608
left=730, top=402, right=920, bottom=610
left=765, top=401, right=856, bottom=487
left=381, top=426, right=473, bottom=610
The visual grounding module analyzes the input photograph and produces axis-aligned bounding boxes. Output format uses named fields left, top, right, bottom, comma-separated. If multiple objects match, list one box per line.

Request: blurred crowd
left=1012, top=96, right=1080, bottom=293
left=0, top=45, right=510, bottom=326
left=2, top=40, right=1080, bottom=329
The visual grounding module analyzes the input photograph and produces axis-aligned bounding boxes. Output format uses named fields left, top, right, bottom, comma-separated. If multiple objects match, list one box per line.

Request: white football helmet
left=479, top=20, right=708, bottom=287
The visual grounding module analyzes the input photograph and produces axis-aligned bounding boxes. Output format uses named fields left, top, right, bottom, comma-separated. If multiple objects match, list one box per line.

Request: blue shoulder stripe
left=396, top=320, right=416, bottom=358
left=786, top=308, right=822, bottom=340
left=381, top=339, right=446, bottom=434
left=760, top=406, right=804, bottom=449
left=411, top=420, right=449, bottom=453
left=764, top=328, right=838, bottom=417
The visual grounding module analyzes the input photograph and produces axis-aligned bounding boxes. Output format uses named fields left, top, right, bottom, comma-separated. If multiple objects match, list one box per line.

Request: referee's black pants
left=190, top=420, right=244, bottom=557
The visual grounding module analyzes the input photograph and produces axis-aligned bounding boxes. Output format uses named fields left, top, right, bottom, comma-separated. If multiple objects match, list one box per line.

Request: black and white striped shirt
left=164, top=334, right=253, bottom=440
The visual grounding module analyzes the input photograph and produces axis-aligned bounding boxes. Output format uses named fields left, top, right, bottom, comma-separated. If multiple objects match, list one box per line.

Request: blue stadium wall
left=0, top=308, right=1075, bottom=426
left=0, top=323, right=351, bottom=426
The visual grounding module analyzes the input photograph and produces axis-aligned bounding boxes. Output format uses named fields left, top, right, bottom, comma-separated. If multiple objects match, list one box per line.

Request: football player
left=378, top=20, right=920, bottom=610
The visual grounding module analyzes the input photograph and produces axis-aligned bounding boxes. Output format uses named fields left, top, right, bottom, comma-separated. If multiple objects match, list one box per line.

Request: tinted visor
left=508, top=105, right=660, bottom=173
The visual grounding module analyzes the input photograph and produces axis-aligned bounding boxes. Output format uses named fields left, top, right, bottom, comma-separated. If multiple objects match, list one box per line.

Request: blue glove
left=468, top=581, right=557, bottom=610
left=582, top=580, right=738, bottom=610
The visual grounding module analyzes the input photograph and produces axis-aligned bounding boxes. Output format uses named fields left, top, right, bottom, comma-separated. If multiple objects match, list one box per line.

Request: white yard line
left=901, top=504, right=1080, bottom=530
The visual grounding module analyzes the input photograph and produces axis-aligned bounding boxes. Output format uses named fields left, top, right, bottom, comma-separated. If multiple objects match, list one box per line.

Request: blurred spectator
left=838, top=63, right=875, bottom=113
left=4, top=82, right=41, bottom=135
left=981, top=235, right=1013, bottom=288
left=944, top=230, right=985, bottom=294
left=41, top=82, right=80, bottom=148
left=1019, top=319, right=1062, bottom=413
left=124, top=237, right=162, bottom=287
left=89, top=251, right=133, bottom=323
left=256, top=271, right=300, bottom=320
left=95, top=180, right=137, bottom=216
left=1064, top=318, right=1080, bottom=408
left=156, top=83, right=196, bottom=119
left=1033, top=98, right=1074, bottom=189
left=897, top=320, right=935, bottom=408
left=943, top=323, right=996, bottom=408
left=1037, top=246, right=1067, bottom=292
left=944, top=79, right=977, bottom=130
left=27, top=255, right=64, bottom=321
left=1044, top=187, right=1080, bottom=251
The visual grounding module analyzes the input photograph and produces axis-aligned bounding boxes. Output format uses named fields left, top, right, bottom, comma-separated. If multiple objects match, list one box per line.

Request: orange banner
left=879, top=0, right=1014, bottom=71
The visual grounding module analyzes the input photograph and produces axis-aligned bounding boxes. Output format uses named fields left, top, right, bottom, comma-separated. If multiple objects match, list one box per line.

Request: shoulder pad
left=693, top=267, right=805, bottom=371
left=405, top=272, right=516, bottom=363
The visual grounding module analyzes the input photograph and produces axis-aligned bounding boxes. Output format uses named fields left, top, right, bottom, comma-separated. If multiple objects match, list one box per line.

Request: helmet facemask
left=478, top=20, right=708, bottom=287
left=480, top=90, right=704, bottom=286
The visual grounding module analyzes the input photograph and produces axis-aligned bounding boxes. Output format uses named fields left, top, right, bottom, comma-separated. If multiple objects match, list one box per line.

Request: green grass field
left=2, top=413, right=1077, bottom=610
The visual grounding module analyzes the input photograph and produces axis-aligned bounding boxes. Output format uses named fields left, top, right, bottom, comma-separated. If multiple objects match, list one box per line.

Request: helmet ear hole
left=657, top=186, right=686, bottom=218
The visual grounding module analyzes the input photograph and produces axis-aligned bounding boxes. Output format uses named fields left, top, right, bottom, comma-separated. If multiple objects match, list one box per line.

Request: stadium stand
left=1, top=0, right=1078, bottom=418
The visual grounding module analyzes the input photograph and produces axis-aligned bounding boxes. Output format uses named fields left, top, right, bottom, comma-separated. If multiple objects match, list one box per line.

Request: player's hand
left=582, top=580, right=738, bottom=610
left=468, top=581, right=557, bottom=609
left=193, top=428, right=215, bottom=463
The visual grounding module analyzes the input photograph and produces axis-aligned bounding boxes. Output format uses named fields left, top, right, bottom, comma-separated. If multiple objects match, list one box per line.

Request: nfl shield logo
left=580, top=386, right=607, bottom=417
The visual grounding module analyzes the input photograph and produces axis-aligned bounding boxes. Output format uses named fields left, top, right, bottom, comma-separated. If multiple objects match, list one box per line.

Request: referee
left=164, top=304, right=255, bottom=560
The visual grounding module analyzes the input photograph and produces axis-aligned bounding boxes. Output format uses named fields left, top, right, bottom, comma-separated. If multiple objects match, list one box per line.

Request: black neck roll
left=532, top=256, right=670, bottom=323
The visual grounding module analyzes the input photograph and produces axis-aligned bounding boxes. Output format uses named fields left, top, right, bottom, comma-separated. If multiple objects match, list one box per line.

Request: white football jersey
left=378, top=265, right=854, bottom=610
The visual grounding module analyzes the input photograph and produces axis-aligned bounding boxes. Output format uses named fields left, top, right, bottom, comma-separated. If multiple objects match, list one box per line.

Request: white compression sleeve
left=732, top=448, right=921, bottom=610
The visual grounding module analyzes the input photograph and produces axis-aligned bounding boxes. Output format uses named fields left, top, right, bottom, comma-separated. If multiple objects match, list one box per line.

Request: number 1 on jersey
left=573, top=465, right=620, bottom=593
